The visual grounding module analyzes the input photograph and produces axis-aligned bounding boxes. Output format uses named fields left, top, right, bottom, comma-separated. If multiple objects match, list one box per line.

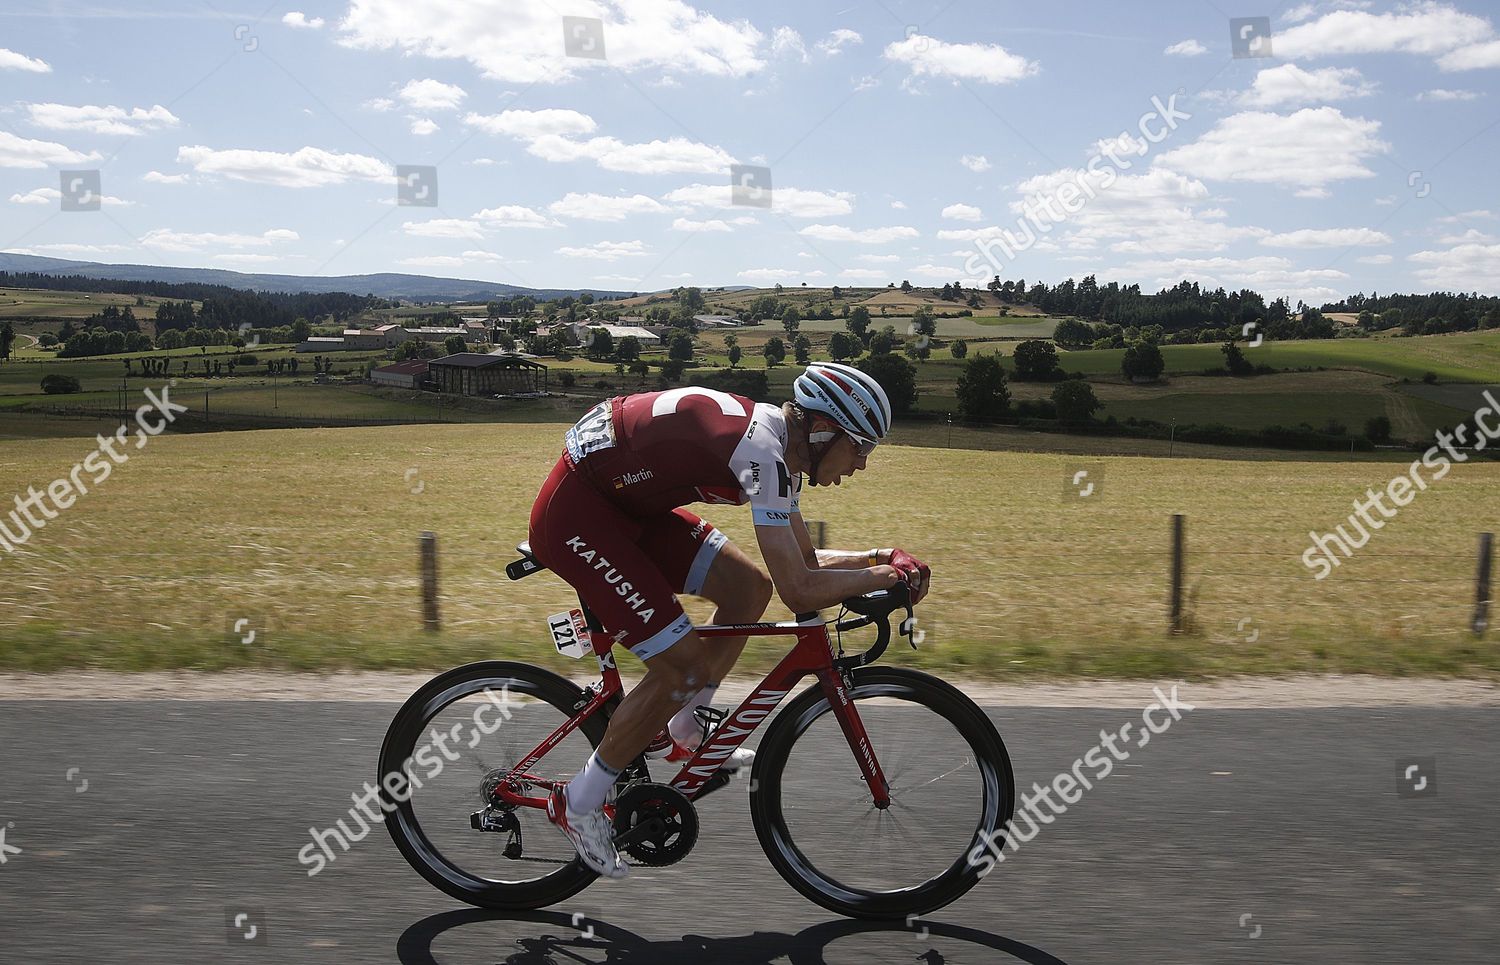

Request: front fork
left=816, top=667, right=892, bottom=808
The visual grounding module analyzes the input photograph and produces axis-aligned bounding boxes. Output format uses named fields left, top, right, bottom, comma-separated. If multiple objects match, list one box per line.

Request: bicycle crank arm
left=612, top=815, right=667, bottom=849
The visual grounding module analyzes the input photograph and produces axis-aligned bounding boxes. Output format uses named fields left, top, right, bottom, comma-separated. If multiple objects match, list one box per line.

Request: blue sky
left=3, top=0, right=1499, bottom=301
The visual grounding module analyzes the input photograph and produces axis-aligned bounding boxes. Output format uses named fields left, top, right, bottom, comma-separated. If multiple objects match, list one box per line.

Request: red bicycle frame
left=493, top=617, right=891, bottom=810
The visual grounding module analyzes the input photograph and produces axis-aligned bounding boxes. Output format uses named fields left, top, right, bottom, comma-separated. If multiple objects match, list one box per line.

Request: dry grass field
left=1, top=422, right=1495, bottom=679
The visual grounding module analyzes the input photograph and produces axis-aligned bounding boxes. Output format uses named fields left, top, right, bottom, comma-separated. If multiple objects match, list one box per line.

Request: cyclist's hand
left=870, top=564, right=903, bottom=592
left=889, top=549, right=931, bottom=604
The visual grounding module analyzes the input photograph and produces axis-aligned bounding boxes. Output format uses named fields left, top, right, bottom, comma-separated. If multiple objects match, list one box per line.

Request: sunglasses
left=846, top=432, right=877, bottom=457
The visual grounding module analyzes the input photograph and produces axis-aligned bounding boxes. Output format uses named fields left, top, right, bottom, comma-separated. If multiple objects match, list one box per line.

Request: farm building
left=693, top=315, right=740, bottom=328
left=370, top=360, right=430, bottom=389
left=408, top=326, right=469, bottom=343
left=428, top=353, right=548, bottom=396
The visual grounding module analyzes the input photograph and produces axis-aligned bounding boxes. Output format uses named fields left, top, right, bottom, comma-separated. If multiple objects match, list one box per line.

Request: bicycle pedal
left=692, top=770, right=733, bottom=801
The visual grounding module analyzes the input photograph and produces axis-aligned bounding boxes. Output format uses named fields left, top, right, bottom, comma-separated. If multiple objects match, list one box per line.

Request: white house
left=296, top=336, right=351, bottom=353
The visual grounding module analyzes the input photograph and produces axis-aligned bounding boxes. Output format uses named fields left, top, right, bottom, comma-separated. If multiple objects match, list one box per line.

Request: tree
left=290, top=318, right=312, bottom=342
left=615, top=335, right=640, bottom=363
left=763, top=336, right=786, bottom=367
left=781, top=306, right=801, bottom=338
left=869, top=330, right=894, bottom=356
left=793, top=334, right=811, bottom=364
left=723, top=333, right=738, bottom=351
left=1051, top=379, right=1101, bottom=425
left=900, top=280, right=913, bottom=293
left=0, top=321, right=13, bottom=361
left=661, top=358, right=686, bottom=382
left=950, top=338, right=968, bottom=359
left=668, top=331, right=694, bottom=362
left=1122, top=343, right=1166, bottom=380
left=847, top=306, right=871, bottom=339
left=41, top=373, right=82, bottom=394
left=1220, top=341, right=1253, bottom=376
left=443, top=335, right=467, bottom=355
left=912, top=306, right=936, bottom=338
left=856, top=354, right=918, bottom=417
left=1012, top=340, right=1062, bottom=380
left=587, top=327, right=614, bottom=359
left=1365, top=415, right=1393, bottom=444
left=559, top=372, right=576, bottom=388
left=955, top=354, right=1010, bottom=421
left=630, top=360, right=650, bottom=383
left=1052, top=318, right=1093, bottom=348
left=728, top=344, right=742, bottom=368
left=828, top=331, right=855, bottom=361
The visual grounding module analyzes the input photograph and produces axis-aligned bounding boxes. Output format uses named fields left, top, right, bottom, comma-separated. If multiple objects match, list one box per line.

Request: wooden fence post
left=1475, top=532, right=1493, bottom=637
left=1169, top=514, right=1185, bottom=634
left=420, top=531, right=440, bottom=631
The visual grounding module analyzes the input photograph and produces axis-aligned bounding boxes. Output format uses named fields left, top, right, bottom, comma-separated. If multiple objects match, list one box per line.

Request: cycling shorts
left=528, top=454, right=727, bottom=660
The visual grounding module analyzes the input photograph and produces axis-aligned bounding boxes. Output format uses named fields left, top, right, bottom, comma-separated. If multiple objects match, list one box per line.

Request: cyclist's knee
left=645, top=631, right=713, bottom=701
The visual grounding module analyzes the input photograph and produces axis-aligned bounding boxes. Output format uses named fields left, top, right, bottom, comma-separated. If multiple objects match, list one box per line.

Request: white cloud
left=176, top=145, right=389, bottom=187
left=548, top=192, right=667, bottom=221
left=473, top=204, right=560, bottom=228
left=143, top=170, right=189, bottom=184
left=140, top=228, right=299, bottom=252
left=26, top=103, right=180, bottom=137
left=839, top=268, right=888, bottom=280
left=1417, top=88, right=1481, bottom=100
left=9, top=186, right=132, bottom=207
left=0, top=131, right=101, bottom=169
left=464, top=108, right=596, bottom=138
left=818, top=29, right=863, bottom=55
left=0, top=48, right=51, bottom=72
left=858, top=253, right=901, bottom=263
left=1260, top=227, right=1391, bottom=248
left=662, top=183, right=854, bottom=218
left=1154, top=107, right=1388, bottom=190
left=467, top=157, right=499, bottom=166
left=1276, top=4, right=1493, bottom=63
left=409, top=117, right=439, bottom=136
left=960, top=154, right=991, bottom=172
left=942, top=203, right=983, bottom=221
left=738, top=267, right=815, bottom=282
left=890, top=200, right=907, bottom=209
left=282, top=11, right=325, bottom=29
left=1438, top=228, right=1498, bottom=244
left=212, top=253, right=288, bottom=264
left=1356, top=254, right=1394, bottom=265
left=1164, top=39, right=1208, bottom=57
left=366, top=97, right=396, bottom=111
left=525, top=134, right=735, bottom=175
left=403, top=218, right=486, bottom=240
left=1439, top=40, right=1500, bottom=70
left=671, top=217, right=732, bottom=232
left=397, top=78, right=467, bottom=111
left=1237, top=64, right=1375, bottom=107
left=904, top=263, right=967, bottom=281
left=1410, top=242, right=1500, bottom=291
left=798, top=224, right=919, bottom=244
left=771, top=26, right=808, bottom=62
left=884, top=34, right=1039, bottom=85
left=338, top=0, right=767, bottom=84
left=27, top=243, right=134, bottom=256
left=556, top=240, right=648, bottom=261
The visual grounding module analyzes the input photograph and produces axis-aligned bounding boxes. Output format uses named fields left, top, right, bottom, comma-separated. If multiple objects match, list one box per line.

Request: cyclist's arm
left=756, top=522, right=898, bottom=614
left=789, top=511, right=887, bottom=570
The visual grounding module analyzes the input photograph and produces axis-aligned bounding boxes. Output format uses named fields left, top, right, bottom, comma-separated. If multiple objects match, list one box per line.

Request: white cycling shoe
left=546, top=786, right=629, bottom=880
left=644, top=729, right=755, bottom=773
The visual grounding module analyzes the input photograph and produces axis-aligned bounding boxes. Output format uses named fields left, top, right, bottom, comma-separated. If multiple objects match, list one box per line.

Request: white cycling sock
left=667, top=682, right=719, bottom=749
left=564, top=750, right=621, bottom=817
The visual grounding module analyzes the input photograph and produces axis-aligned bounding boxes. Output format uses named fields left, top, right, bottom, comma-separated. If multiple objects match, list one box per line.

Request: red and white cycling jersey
left=563, top=387, right=803, bottom=525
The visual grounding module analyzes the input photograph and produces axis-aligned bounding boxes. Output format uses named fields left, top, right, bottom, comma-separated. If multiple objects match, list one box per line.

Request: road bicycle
left=380, top=540, right=1015, bottom=920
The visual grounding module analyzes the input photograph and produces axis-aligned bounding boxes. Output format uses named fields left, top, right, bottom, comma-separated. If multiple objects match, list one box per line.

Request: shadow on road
left=396, top=907, right=1069, bottom=964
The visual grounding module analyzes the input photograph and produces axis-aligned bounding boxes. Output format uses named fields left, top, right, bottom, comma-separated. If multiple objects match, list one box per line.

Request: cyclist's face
left=816, top=431, right=870, bottom=487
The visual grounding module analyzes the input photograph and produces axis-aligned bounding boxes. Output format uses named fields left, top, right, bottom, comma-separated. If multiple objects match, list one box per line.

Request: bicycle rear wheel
left=378, top=660, right=607, bottom=909
left=749, top=666, right=1014, bottom=919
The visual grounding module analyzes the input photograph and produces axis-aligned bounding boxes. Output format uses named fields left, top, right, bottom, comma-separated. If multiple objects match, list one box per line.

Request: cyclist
left=527, top=361, right=931, bottom=878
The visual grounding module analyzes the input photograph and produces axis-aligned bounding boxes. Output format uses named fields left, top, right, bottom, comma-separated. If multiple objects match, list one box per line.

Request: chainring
left=611, top=782, right=699, bottom=866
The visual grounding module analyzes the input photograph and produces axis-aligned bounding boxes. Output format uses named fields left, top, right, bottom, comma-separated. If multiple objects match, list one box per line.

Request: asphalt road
left=0, top=697, right=1493, bottom=964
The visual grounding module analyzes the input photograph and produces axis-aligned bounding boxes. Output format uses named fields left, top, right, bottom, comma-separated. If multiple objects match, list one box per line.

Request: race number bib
left=547, top=608, right=593, bottom=660
left=564, top=401, right=616, bottom=464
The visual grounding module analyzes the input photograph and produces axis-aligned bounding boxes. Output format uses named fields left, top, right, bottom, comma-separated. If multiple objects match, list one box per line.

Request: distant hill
left=0, top=252, right=633, bottom=302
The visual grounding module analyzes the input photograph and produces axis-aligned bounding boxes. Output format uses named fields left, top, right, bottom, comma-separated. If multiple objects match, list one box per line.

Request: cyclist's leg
left=636, top=509, right=774, bottom=686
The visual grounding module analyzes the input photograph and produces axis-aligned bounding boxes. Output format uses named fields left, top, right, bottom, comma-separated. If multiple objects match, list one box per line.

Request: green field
left=1058, top=331, right=1500, bottom=383
left=1, top=423, right=1496, bottom=678
left=0, top=287, right=191, bottom=320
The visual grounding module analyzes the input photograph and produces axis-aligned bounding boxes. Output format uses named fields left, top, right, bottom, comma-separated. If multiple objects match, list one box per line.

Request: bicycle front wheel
left=749, top=666, right=1014, bottom=919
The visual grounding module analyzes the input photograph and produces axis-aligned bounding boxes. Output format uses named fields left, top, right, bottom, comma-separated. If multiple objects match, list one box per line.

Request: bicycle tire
left=379, top=660, right=608, bottom=910
left=748, top=666, right=1014, bottom=919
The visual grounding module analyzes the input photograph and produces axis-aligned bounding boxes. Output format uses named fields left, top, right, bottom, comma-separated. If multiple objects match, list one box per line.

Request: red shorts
left=528, top=455, right=727, bottom=660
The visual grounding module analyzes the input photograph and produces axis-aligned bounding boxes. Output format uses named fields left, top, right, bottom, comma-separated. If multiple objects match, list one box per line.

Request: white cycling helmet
left=793, top=361, right=892, bottom=444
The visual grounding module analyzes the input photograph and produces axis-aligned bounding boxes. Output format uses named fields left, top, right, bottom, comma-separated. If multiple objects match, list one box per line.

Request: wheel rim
left=763, top=679, right=1005, bottom=906
left=383, top=674, right=595, bottom=891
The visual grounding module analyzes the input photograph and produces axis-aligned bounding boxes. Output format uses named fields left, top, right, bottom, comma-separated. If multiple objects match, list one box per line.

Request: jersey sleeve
left=729, top=412, right=798, bottom=526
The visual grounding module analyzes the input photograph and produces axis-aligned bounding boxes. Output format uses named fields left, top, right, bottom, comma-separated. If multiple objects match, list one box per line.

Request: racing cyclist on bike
left=527, top=362, right=932, bottom=879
